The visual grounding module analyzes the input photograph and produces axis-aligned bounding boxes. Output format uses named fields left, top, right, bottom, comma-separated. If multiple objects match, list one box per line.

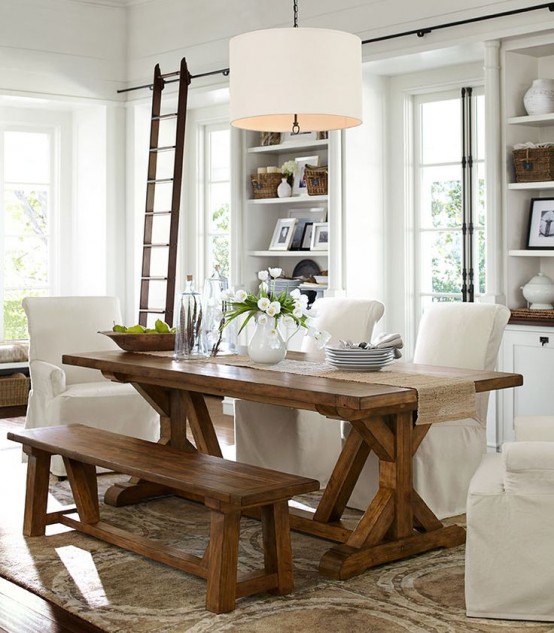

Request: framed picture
left=269, top=217, right=297, bottom=250
left=300, top=222, right=314, bottom=250
left=310, top=222, right=329, bottom=250
left=281, top=131, right=317, bottom=143
left=526, top=198, right=554, bottom=249
left=287, top=208, right=327, bottom=249
left=287, top=207, right=327, bottom=223
left=292, top=155, right=319, bottom=196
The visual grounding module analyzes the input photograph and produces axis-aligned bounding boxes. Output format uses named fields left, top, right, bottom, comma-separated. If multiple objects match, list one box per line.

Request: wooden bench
left=8, top=424, right=319, bottom=613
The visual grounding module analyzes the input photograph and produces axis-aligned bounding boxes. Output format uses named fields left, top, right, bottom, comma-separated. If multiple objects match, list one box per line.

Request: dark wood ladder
left=139, top=57, right=190, bottom=328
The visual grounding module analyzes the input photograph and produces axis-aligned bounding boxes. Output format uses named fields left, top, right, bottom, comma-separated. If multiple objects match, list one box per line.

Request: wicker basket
left=0, top=372, right=30, bottom=407
left=513, top=147, right=554, bottom=182
left=304, top=164, right=328, bottom=196
left=250, top=172, right=283, bottom=199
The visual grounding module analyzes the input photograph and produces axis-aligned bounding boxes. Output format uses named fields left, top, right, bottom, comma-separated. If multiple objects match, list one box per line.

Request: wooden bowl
left=100, top=331, right=175, bottom=352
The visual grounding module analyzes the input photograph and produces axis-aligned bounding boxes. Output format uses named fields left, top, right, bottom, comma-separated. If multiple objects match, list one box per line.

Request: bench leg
left=206, top=509, right=240, bottom=614
left=261, top=501, right=294, bottom=595
left=64, top=458, right=100, bottom=524
left=22, top=447, right=51, bottom=537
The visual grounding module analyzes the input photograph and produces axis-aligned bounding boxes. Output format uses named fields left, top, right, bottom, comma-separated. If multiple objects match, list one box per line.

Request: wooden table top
left=62, top=350, right=523, bottom=416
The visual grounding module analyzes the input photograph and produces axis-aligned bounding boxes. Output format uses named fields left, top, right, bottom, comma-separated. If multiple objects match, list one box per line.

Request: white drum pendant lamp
left=229, top=3, right=362, bottom=134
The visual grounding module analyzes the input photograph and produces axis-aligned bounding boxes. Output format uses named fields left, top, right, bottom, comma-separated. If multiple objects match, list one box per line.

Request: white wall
left=0, top=0, right=127, bottom=101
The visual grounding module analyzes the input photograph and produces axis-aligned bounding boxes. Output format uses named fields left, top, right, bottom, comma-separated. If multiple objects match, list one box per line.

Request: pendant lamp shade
left=229, top=28, right=362, bottom=132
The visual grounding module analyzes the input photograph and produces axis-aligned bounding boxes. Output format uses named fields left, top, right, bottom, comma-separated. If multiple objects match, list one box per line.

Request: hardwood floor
left=0, top=396, right=235, bottom=633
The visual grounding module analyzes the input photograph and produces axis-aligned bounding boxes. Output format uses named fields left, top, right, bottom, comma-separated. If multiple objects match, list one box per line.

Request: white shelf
left=247, top=139, right=328, bottom=154
left=508, top=181, right=554, bottom=189
left=248, top=250, right=329, bottom=257
left=507, top=113, right=554, bottom=127
left=249, top=194, right=328, bottom=205
left=509, top=250, right=554, bottom=257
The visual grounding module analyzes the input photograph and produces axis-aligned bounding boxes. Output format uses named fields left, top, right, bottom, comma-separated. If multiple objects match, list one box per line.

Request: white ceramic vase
left=247, top=314, right=287, bottom=364
left=523, top=79, right=554, bottom=116
left=277, top=177, right=292, bottom=198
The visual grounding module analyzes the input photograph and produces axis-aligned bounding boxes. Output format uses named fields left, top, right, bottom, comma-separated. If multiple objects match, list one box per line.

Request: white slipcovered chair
left=234, top=297, right=385, bottom=485
left=345, top=302, right=511, bottom=518
left=23, top=296, right=160, bottom=476
left=465, top=415, right=554, bottom=621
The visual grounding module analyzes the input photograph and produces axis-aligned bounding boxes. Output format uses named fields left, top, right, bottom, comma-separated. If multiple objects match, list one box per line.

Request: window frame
left=0, top=123, right=59, bottom=340
left=412, top=85, right=485, bottom=318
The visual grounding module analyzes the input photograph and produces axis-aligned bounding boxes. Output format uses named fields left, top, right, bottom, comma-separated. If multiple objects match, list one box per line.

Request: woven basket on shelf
left=0, top=372, right=30, bottom=407
left=304, top=164, right=328, bottom=195
left=513, top=147, right=554, bottom=182
left=250, top=173, right=282, bottom=199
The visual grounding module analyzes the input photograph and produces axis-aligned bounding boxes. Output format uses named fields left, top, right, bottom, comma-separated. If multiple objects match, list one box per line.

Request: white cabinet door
left=499, top=324, right=554, bottom=444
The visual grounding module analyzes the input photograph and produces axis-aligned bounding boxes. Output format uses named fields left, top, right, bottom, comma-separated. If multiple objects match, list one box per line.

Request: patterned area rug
left=0, top=472, right=552, bottom=633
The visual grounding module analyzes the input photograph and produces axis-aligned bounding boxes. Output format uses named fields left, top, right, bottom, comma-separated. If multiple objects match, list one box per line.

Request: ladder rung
left=139, top=308, right=166, bottom=314
left=143, top=243, right=170, bottom=248
left=152, top=113, right=178, bottom=120
left=161, top=70, right=180, bottom=79
left=141, top=276, right=168, bottom=281
left=147, top=178, right=174, bottom=184
left=145, top=211, right=172, bottom=216
left=149, top=145, right=176, bottom=153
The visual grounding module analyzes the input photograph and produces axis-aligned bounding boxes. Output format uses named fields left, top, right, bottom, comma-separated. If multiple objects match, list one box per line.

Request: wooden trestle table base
left=62, top=350, right=522, bottom=580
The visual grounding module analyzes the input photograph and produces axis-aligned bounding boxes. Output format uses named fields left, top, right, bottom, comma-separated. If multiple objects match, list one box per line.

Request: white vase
left=523, top=79, right=554, bottom=115
left=277, top=177, right=292, bottom=198
left=247, top=314, right=287, bottom=364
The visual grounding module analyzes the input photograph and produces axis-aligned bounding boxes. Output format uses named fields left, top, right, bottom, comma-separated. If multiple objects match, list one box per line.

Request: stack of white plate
left=272, top=279, right=301, bottom=294
left=325, top=345, right=395, bottom=371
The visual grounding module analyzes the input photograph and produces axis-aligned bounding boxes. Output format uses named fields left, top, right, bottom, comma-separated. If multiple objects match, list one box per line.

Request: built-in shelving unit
left=502, top=33, right=554, bottom=310
left=240, top=131, right=342, bottom=299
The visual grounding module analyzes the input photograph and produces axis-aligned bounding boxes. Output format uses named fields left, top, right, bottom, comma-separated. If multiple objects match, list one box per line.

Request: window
left=203, top=124, right=231, bottom=279
left=0, top=128, right=54, bottom=340
left=414, top=88, right=485, bottom=312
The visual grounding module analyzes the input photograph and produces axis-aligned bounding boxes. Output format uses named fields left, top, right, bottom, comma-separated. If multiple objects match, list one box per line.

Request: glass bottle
left=203, top=266, right=237, bottom=356
left=174, top=274, right=208, bottom=359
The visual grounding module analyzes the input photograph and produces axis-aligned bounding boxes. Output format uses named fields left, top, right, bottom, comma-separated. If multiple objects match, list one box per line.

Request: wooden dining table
left=62, top=349, right=522, bottom=580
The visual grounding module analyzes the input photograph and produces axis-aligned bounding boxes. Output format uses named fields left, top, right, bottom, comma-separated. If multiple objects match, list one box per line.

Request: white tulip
left=266, top=304, right=277, bottom=317
left=235, top=289, right=248, bottom=302
left=257, top=297, right=271, bottom=311
left=269, top=301, right=281, bottom=314
left=293, top=307, right=303, bottom=319
left=268, top=267, right=282, bottom=278
left=259, top=281, right=268, bottom=293
left=258, top=270, right=269, bottom=281
left=290, top=288, right=301, bottom=299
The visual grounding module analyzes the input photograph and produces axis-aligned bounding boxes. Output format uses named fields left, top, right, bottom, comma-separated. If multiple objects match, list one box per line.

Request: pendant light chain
left=292, top=0, right=300, bottom=132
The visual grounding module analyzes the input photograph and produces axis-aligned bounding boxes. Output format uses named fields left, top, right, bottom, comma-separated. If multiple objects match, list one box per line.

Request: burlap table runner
left=146, top=352, right=476, bottom=426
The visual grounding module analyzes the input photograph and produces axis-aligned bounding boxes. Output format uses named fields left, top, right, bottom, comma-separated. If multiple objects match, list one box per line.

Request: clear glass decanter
left=174, top=274, right=208, bottom=359
left=203, top=266, right=237, bottom=356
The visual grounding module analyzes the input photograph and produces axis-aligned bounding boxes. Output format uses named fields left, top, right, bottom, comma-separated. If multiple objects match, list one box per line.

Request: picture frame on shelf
left=526, top=198, right=554, bottom=249
left=281, top=131, right=317, bottom=143
left=300, top=222, right=314, bottom=250
left=287, top=207, right=327, bottom=250
left=287, top=207, right=327, bottom=223
left=310, top=222, right=329, bottom=250
left=292, top=156, right=319, bottom=196
left=269, top=217, right=297, bottom=251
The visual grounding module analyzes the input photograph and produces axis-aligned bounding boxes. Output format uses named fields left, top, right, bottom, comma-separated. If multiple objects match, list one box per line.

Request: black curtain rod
left=117, top=2, right=554, bottom=94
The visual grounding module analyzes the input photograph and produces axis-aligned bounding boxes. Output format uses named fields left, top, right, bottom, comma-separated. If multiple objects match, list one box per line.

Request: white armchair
left=344, top=302, right=510, bottom=518
left=465, top=416, right=554, bottom=621
left=23, top=296, right=160, bottom=476
left=234, top=298, right=385, bottom=485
